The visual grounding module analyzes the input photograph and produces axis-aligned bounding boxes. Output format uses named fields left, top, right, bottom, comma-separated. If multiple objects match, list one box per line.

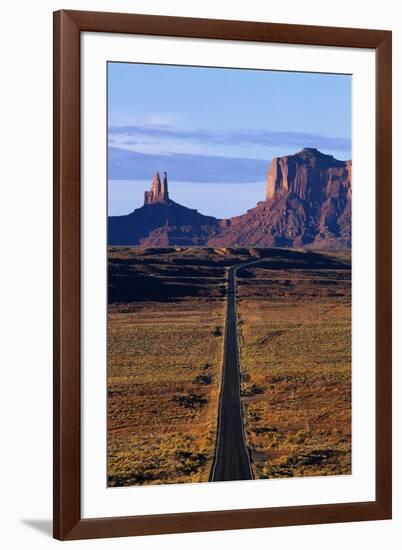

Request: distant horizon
left=108, top=147, right=351, bottom=219
left=108, top=62, right=351, bottom=218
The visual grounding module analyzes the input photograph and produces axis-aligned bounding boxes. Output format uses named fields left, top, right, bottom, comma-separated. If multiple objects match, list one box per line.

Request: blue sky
left=108, top=62, right=351, bottom=218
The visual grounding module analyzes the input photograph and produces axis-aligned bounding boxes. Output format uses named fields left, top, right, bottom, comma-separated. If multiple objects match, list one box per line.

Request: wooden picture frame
left=53, top=9, right=392, bottom=540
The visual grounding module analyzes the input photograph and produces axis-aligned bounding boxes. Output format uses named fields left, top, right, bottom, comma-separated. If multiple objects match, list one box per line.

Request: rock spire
left=144, top=171, right=170, bottom=205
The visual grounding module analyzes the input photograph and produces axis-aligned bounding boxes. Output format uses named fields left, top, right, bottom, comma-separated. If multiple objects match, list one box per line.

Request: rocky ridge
left=108, top=148, right=352, bottom=248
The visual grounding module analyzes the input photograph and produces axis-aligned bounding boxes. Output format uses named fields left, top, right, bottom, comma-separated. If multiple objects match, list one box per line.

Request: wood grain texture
left=66, top=9, right=389, bottom=48
left=53, top=9, right=392, bottom=540
left=375, top=32, right=392, bottom=517
left=53, top=10, right=81, bottom=541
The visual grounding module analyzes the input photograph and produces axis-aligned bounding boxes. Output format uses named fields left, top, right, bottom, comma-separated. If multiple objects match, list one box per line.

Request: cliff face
left=266, top=148, right=351, bottom=203
left=108, top=150, right=352, bottom=248
left=211, top=148, right=352, bottom=248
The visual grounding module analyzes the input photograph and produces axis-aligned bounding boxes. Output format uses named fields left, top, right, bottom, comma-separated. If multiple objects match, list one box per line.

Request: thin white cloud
left=108, top=123, right=351, bottom=160
left=109, top=112, right=181, bottom=128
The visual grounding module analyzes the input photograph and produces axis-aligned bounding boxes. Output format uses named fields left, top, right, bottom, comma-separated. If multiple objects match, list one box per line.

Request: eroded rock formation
left=144, top=171, right=170, bottom=204
left=109, top=150, right=352, bottom=248
left=109, top=171, right=221, bottom=246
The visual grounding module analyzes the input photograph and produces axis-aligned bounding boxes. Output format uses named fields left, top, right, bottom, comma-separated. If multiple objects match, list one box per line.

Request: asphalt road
left=210, top=261, right=255, bottom=482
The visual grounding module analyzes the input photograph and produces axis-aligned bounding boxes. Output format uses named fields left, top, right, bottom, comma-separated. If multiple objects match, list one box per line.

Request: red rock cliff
left=210, top=148, right=352, bottom=249
left=266, top=148, right=351, bottom=202
left=110, top=150, right=352, bottom=248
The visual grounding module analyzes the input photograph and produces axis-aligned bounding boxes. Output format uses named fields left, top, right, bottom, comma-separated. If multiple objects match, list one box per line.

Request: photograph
left=106, top=61, right=352, bottom=487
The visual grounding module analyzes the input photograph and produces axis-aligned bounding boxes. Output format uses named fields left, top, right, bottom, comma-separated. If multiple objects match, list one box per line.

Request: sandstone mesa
left=108, top=148, right=352, bottom=249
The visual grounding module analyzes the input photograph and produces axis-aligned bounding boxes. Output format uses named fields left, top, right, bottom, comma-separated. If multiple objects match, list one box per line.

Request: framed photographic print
left=53, top=10, right=392, bottom=540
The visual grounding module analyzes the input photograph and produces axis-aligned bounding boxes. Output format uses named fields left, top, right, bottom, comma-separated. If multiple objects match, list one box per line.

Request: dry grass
left=107, top=247, right=234, bottom=486
left=237, top=250, right=352, bottom=478
left=108, top=299, right=225, bottom=486
left=107, top=246, right=352, bottom=485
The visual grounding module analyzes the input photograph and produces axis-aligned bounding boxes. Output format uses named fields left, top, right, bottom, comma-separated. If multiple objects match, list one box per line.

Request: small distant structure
left=144, top=171, right=170, bottom=205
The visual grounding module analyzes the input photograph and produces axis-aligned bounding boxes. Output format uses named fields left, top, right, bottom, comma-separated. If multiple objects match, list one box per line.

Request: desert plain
left=107, top=246, right=351, bottom=486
